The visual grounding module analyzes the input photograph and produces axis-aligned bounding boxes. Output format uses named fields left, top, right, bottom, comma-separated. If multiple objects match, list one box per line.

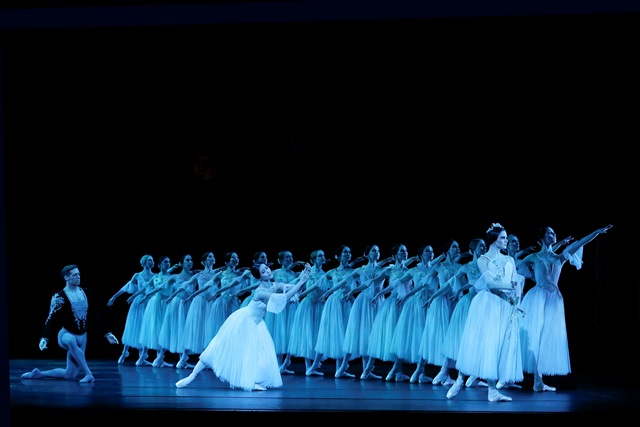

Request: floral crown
left=486, top=223, right=503, bottom=233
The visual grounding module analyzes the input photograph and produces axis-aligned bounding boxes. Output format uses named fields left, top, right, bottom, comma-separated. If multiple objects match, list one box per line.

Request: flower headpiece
left=486, top=223, right=503, bottom=233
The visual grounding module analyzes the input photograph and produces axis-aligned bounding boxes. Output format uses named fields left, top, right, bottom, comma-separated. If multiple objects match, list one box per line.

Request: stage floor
left=9, top=358, right=640, bottom=424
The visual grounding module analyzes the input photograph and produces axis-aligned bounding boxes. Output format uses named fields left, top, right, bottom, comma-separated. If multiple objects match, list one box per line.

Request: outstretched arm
left=566, top=224, right=613, bottom=256
left=284, top=263, right=312, bottom=300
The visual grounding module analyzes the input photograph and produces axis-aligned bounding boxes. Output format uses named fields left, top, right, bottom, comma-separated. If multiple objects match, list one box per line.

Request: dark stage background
left=2, top=4, right=638, bottom=387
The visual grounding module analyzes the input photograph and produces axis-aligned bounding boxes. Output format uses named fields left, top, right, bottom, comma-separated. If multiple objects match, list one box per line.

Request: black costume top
left=41, top=287, right=109, bottom=339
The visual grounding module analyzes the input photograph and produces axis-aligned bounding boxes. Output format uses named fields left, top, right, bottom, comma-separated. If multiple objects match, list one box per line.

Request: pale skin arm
left=563, top=225, right=613, bottom=257
left=212, top=270, right=252, bottom=300
left=283, top=264, right=312, bottom=300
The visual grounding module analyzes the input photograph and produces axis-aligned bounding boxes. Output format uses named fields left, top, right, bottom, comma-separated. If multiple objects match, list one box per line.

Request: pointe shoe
left=305, top=370, right=323, bottom=376
left=252, top=384, right=267, bottom=391
left=335, top=368, right=354, bottom=378
left=282, top=369, right=294, bottom=375
left=497, top=381, right=521, bottom=390
left=418, top=374, right=433, bottom=384
left=79, top=375, right=95, bottom=383
left=395, top=372, right=410, bottom=382
left=442, top=376, right=455, bottom=386
left=279, top=359, right=291, bottom=374
left=410, top=371, right=420, bottom=383
left=136, top=359, right=152, bottom=367
left=368, top=372, right=382, bottom=380
left=488, top=390, right=512, bottom=402
left=466, top=376, right=488, bottom=387
left=533, top=382, right=556, bottom=392
left=446, top=378, right=464, bottom=399
left=153, top=360, right=173, bottom=368
left=466, top=376, right=479, bottom=387
left=385, top=370, right=396, bottom=381
left=432, top=370, right=448, bottom=385
left=118, top=351, right=129, bottom=364
left=175, top=377, right=193, bottom=388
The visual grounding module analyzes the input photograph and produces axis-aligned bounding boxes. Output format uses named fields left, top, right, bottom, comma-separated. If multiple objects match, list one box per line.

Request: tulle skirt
left=182, top=293, right=212, bottom=354
left=314, top=293, right=350, bottom=359
left=199, top=300, right=282, bottom=391
left=342, top=292, right=379, bottom=358
left=456, top=291, right=523, bottom=383
left=392, top=292, right=428, bottom=363
left=121, top=295, right=147, bottom=348
left=367, top=296, right=401, bottom=361
left=418, top=294, right=453, bottom=366
left=520, top=286, right=571, bottom=375
left=441, top=291, right=474, bottom=362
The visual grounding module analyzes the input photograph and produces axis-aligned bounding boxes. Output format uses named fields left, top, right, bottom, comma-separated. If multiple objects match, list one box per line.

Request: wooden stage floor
left=9, top=358, right=640, bottom=424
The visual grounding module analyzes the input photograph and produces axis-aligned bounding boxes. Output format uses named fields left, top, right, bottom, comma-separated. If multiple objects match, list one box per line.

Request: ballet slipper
left=118, top=351, right=129, bottom=364
left=533, top=381, right=556, bottom=392
left=252, top=384, right=267, bottom=391
left=279, top=359, right=291, bottom=374
left=175, top=376, right=194, bottom=388
left=466, top=376, right=480, bottom=387
left=136, top=359, right=152, bottom=366
left=488, top=389, right=512, bottom=402
left=306, top=370, right=323, bottom=376
left=368, top=372, right=382, bottom=380
left=395, top=372, right=410, bottom=382
left=385, top=368, right=396, bottom=382
left=418, top=374, right=433, bottom=384
left=497, top=381, right=521, bottom=390
left=305, top=361, right=321, bottom=376
left=282, top=369, right=294, bottom=375
left=432, top=369, right=448, bottom=385
left=442, top=376, right=455, bottom=386
left=79, top=375, right=95, bottom=383
left=21, top=368, right=42, bottom=379
left=446, top=377, right=464, bottom=399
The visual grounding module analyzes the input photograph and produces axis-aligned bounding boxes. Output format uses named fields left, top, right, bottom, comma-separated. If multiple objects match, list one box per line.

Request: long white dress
left=456, top=254, right=524, bottom=384
left=198, top=284, right=289, bottom=391
left=518, top=244, right=584, bottom=376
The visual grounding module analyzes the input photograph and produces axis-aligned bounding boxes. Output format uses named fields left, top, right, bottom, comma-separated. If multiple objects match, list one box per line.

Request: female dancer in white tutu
left=518, top=224, right=612, bottom=392
left=454, top=223, right=525, bottom=402
left=175, top=261, right=312, bottom=391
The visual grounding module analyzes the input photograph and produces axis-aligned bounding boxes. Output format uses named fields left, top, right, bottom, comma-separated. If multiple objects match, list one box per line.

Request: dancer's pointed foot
left=136, top=359, right=152, bottom=366
left=305, top=370, right=323, bottom=376
left=279, top=359, right=291, bottom=374
left=497, top=381, right=522, bottom=390
left=176, top=376, right=194, bottom=388
left=252, top=384, right=266, bottom=391
left=79, top=375, right=95, bottom=383
left=466, top=376, right=488, bottom=387
left=395, top=372, right=410, bottom=382
left=442, top=376, right=455, bottom=386
left=282, top=369, right=294, bottom=375
left=418, top=374, right=433, bottom=384
left=432, top=369, right=449, bottom=385
left=21, top=368, right=42, bottom=379
left=533, top=382, right=556, bottom=392
left=446, top=378, right=464, bottom=399
left=385, top=368, right=396, bottom=381
left=118, top=351, right=129, bottom=364
left=153, top=358, right=173, bottom=368
left=488, top=389, right=512, bottom=402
